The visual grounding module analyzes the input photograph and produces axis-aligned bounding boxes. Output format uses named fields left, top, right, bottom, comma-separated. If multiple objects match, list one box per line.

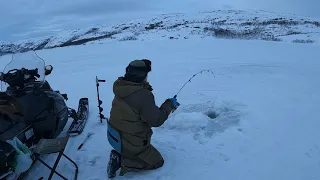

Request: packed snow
left=1, top=0, right=320, bottom=180
left=1, top=37, right=319, bottom=180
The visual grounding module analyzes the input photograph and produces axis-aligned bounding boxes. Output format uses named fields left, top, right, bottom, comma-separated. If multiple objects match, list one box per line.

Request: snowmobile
left=0, top=51, right=89, bottom=179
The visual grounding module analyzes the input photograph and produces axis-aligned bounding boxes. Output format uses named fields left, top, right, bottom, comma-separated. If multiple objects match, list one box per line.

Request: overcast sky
left=1, top=0, right=319, bottom=42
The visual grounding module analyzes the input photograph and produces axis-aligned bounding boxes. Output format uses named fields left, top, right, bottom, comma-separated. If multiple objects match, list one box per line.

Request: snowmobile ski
left=68, top=98, right=89, bottom=136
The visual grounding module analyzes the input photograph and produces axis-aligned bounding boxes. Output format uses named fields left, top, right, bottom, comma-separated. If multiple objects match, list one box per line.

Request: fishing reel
left=171, top=95, right=180, bottom=113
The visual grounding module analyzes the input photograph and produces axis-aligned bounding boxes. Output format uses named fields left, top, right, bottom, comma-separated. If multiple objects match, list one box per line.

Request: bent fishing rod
left=173, top=69, right=215, bottom=98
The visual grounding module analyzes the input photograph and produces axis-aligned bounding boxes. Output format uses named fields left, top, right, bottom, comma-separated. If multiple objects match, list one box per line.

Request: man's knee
left=121, top=144, right=164, bottom=170
left=141, top=145, right=164, bottom=169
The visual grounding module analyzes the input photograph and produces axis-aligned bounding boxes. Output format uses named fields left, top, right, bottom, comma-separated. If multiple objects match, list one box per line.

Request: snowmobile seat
left=31, top=135, right=78, bottom=180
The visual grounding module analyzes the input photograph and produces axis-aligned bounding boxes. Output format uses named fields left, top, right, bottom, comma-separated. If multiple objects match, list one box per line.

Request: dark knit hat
left=124, top=59, right=152, bottom=83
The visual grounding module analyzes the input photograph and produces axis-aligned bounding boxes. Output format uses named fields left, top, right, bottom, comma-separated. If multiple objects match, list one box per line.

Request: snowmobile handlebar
left=0, top=68, right=40, bottom=87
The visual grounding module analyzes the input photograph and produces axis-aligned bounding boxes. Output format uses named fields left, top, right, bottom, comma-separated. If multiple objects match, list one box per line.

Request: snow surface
left=0, top=38, right=319, bottom=180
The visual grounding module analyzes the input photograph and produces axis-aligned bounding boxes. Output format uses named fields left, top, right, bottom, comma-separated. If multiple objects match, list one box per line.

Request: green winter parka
left=109, top=77, right=173, bottom=157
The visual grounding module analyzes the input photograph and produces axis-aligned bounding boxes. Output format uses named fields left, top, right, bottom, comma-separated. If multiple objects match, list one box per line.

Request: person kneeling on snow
left=106, top=59, right=179, bottom=178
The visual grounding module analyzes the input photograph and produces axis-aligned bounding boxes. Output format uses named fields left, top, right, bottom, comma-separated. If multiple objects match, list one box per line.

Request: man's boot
left=107, top=150, right=121, bottom=178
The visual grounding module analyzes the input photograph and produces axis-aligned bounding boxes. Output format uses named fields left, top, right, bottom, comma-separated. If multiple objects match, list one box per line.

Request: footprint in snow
left=216, top=143, right=225, bottom=150
left=305, top=152, right=312, bottom=158
left=305, top=145, right=320, bottom=159
left=219, top=152, right=230, bottom=162
left=193, top=133, right=208, bottom=145
left=88, top=156, right=100, bottom=166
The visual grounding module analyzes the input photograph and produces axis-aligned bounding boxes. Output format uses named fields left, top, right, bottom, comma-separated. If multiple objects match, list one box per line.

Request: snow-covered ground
left=1, top=37, right=319, bottom=180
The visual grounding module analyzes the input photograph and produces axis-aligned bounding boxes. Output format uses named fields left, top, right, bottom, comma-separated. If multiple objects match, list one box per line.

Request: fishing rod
left=170, top=69, right=215, bottom=113
left=173, top=69, right=215, bottom=99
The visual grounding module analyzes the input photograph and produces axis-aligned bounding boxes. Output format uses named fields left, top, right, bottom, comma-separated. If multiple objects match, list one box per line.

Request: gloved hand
left=169, top=96, right=180, bottom=112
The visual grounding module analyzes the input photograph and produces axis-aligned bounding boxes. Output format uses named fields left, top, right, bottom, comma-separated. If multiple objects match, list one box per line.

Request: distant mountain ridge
left=1, top=10, right=319, bottom=56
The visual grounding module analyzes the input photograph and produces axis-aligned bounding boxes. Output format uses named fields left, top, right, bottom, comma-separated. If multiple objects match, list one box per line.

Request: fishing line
left=174, top=69, right=215, bottom=98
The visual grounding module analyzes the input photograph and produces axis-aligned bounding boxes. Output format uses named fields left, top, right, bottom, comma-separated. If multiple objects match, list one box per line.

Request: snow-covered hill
left=1, top=10, right=320, bottom=56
